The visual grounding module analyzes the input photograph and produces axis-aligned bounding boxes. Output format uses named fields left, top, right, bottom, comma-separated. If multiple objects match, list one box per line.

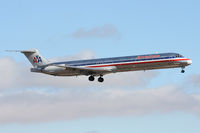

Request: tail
left=7, top=49, right=49, bottom=68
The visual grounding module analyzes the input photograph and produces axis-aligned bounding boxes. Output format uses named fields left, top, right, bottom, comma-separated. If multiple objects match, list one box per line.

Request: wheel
left=98, top=77, right=104, bottom=82
left=88, top=76, right=95, bottom=81
left=181, top=70, right=185, bottom=73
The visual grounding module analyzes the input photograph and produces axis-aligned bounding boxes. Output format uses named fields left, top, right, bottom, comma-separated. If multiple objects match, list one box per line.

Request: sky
left=0, top=0, right=200, bottom=133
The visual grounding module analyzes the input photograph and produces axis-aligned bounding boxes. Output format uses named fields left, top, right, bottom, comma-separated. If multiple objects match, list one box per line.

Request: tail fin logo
left=33, top=56, right=42, bottom=64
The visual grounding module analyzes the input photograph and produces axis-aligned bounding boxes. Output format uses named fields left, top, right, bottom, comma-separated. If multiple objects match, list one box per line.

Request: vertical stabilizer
left=21, top=49, right=49, bottom=68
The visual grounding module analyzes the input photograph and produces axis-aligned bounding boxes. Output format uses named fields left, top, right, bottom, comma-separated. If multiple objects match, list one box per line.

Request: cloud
left=0, top=85, right=200, bottom=124
left=0, top=53, right=199, bottom=124
left=188, top=74, right=200, bottom=88
left=48, top=50, right=96, bottom=62
left=70, top=24, right=121, bottom=40
left=85, top=130, right=100, bottom=133
left=0, top=56, right=157, bottom=90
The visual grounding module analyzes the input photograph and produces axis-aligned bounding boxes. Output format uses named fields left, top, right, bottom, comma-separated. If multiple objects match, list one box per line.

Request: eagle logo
left=33, top=56, right=42, bottom=63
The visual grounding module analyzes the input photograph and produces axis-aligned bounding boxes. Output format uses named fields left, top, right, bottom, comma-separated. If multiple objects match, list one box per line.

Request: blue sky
left=0, top=0, right=200, bottom=133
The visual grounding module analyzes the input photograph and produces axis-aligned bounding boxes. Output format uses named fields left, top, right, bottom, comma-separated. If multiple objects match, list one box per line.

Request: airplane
left=8, top=49, right=192, bottom=82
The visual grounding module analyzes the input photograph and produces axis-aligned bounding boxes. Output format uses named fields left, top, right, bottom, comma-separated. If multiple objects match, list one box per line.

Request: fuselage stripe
left=85, top=58, right=190, bottom=68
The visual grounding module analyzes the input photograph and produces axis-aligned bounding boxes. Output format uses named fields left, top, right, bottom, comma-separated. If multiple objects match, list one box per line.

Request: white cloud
left=85, top=130, right=100, bottom=133
left=70, top=24, right=121, bottom=40
left=188, top=74, right=200, bottom=88
left=48, top=50, right=96, bottom=62
left=0, top=86, right=199, bottom=124
left=0, top=54, right=199, bottom=124
left=0, top=56, right=157, bottom=90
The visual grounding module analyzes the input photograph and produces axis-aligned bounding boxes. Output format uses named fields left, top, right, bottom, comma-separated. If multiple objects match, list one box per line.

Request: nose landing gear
left=181, top=70, right=185, bottom=73
left=181, top=67, right=185, bottom=73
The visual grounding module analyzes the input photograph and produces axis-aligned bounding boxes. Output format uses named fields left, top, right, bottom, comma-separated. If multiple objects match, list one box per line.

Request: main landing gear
left=88, top=75, right=104, bottom=82
left=88, top=75, right=95, bottom=81
left=98, top=76, right=104, bottom=82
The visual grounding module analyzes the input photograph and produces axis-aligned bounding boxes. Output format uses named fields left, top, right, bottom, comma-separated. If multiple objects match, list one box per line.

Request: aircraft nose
left=187, top=59, right=192, bottom=65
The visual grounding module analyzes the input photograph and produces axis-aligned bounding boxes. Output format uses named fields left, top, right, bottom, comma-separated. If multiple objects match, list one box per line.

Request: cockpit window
left=176, top=54, right=183, bottom=58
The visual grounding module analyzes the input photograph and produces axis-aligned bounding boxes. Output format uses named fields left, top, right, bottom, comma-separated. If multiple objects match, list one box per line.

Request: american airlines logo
left=33, top=55, right=42, bottom=63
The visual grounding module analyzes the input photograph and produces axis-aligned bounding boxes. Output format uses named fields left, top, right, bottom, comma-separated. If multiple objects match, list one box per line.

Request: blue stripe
left=71, top=56, right=178, bottom=67
left=51, top=53, right=183, bottom=67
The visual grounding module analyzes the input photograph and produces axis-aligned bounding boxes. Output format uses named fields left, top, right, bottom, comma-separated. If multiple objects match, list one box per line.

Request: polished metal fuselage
left=33, top=53, right=192, bottom=76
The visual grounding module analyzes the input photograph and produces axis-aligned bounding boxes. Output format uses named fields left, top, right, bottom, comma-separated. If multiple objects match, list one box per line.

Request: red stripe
left=87, top=58, right=190, bottom=68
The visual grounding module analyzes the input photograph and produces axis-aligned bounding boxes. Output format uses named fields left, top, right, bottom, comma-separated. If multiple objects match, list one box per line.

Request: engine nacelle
left=31, top=65, right=66, bottom=75
left=42, top=66, right=66, bottom=73
left=30, top=68, right=42, bottom=73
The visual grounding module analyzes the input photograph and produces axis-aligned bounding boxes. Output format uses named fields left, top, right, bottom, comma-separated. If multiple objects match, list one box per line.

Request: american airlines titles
left=136, top=55, right=160, bottom=59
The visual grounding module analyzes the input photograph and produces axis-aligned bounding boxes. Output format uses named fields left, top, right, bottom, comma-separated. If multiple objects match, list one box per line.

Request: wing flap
left=51, top=64, right=116, bottom=75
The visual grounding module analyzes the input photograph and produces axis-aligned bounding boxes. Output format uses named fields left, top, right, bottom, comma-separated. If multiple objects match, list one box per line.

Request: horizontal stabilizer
left=6, top=49, right=37, bottom=53
left=6, top=50, right=22, bottom=52
left=6, top=49, right=49, bottom=68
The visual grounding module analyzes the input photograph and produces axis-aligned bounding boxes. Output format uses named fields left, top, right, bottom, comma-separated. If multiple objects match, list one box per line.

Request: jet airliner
left=9, top=49, right=192, bottom=82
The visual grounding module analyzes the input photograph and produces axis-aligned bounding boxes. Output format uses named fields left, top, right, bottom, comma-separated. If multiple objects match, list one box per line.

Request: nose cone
left=187, top=59, right=192, bottom=65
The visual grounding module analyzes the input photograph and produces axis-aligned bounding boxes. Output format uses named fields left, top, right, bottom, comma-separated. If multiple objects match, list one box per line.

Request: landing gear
left=88, top=75, right=104, bottom=82
left=181, top=67, right=185, bottom=73
left=98, top=76, right=104, bottom=83
left=181, top=69, right=185, bottom=73
left=88, top=75, right=95, bottom=81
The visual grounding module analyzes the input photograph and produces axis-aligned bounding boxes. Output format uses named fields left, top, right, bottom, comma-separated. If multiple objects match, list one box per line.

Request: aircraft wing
left=51, top=64, right=117, bottom=76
